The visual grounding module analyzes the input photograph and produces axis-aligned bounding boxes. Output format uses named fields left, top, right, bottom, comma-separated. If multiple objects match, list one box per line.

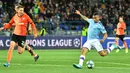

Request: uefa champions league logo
left=73, top=38, right=80, bottom=47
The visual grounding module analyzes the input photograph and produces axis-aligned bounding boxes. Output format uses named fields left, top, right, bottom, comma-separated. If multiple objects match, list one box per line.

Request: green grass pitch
left=0, top=49, right=130, bottom=73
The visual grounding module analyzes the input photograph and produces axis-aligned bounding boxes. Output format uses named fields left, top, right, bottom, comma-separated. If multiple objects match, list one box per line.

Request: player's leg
left=103, top=44, right=121, bottom=56
left=98, top=50, right=108, bottom=57
left=12, top=42, right=24, bottom=54
left=3, top=41, right=17, bottom=67
left=120, top=35, right=128, bottom=53
left=115, top=35, right=120, bottom=53
left=17, top=42, right=39, bottom=61
left=73, top=48, right=89, bottom=69
left=18, top=36, right=39, bottom=62
left=17, top=46, right=25, bottom=54
left=7, top=41, right=16, bottom=63
left=24, top=42, right=39, bottom=62
left=93, top=39, right=117, bottom=56
left=3, top=34, right=18, bottom=67
left=73, top=40, right=91, bottom=69
left=123, top=41, right=128, bottom=53
left=16, top=35, right=26, bottom=55
left=115, top=35, right=119, bottom=45
left=103, top=43, right=121, bottom=55
left=92, top=39, right=108, bottom=56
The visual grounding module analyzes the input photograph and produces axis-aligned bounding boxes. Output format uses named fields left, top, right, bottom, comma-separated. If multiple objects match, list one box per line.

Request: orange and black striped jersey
left=116, top=22, right=126, bottom=35
left=4, top=13, right=37, bottom=36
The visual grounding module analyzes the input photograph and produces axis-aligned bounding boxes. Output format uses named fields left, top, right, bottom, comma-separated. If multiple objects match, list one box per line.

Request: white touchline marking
left=96, top=61, right=130, bottom=66
left=1, top=61, right=130, bottom=69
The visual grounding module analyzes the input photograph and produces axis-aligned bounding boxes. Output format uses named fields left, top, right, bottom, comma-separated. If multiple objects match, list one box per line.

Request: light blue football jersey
left=87, top=19, right=107, bottom=40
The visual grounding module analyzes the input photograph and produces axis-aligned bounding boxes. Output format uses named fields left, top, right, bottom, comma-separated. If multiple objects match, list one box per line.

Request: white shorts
left=82, top=39, right=103, bottom=52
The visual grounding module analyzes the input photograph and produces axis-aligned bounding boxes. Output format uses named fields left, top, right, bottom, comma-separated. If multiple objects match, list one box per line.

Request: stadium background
left=0, top=0, right=129, bottom=49
left=0, top=0, right=130, bottom=73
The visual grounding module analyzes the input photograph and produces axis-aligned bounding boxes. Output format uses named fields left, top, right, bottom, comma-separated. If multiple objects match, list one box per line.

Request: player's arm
left=100, top=33, right=108, bottom=43
left=100, top=26, right=108, bottom=43
left=27, top=16, right=37, bottom=38
left=0, top=17, right=14, bottom=31
left=75, top=10, right=88, bottom=21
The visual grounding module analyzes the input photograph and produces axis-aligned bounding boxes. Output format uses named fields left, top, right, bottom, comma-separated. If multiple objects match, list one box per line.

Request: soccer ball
left=86, top=60, right=95, bottom=69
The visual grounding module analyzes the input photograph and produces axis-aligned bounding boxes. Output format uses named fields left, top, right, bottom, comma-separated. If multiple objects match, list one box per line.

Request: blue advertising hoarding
left=0, top=36, right=129, bottom=49
left=0, top=36, right=81, bottom=49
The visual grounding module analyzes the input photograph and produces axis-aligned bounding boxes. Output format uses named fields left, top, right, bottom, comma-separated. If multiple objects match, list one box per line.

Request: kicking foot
left=73, top=64, right=82, bottom=69
left=3, top=62, right=10, bottom=67
left=112, top=44, right=121, bottom=50
left=34, top=54, right=39, bottom=62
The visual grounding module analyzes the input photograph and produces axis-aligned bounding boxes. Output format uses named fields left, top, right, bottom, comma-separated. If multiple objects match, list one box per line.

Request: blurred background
left=0, top=0, right=130, bottom=36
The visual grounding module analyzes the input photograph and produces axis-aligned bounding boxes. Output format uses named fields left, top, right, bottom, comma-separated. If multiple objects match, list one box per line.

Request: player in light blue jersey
left=73, top=10, right=121, bottom=69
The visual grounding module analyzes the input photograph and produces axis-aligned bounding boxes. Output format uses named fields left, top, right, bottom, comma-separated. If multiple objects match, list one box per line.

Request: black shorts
left=116, top=35, right=125, bottom=41
left=11, top=34, right=26, bottom=48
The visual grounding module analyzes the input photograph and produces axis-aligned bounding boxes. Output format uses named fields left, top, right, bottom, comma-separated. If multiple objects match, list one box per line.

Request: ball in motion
left=86, top=60, right=95, bottom=69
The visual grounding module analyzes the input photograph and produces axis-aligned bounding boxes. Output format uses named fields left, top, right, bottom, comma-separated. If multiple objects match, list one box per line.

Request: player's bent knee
left=100, top=54, right=106, bottom=57
left=18, top=51, right=24, bottom=54
left=98, top=51, right=107, bottom=57
left=18, top=52, right=22, bottom=54
left=18, top=49, right=24, bottom=54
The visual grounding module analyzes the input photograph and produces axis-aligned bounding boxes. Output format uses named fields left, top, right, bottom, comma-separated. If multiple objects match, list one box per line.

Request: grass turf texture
left=0, top=49, right=130, bottom=73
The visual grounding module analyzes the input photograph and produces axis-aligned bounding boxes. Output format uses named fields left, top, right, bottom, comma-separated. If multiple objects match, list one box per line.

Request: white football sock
left=79, top=55, right=85, bottom=66
left=107, top=45, right=115, bottom=53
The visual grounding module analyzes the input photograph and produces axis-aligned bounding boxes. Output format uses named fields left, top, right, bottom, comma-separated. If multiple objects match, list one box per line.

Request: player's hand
left=100, top=39, right=104, bottom=43
left=75, top=10, right=81, bottom=15
left=34, top=34, right=37, bottom=38
left=0, top=27, right=4, bottom=31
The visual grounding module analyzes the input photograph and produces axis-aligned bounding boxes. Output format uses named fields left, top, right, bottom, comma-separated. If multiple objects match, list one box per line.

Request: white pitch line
left=0, top=63, right=67, bottom=67
left=96, top=66, right=130, bottom=69
left=1, top=61, right=130, bottom=69
left=96, top=61, right=130, bottom=66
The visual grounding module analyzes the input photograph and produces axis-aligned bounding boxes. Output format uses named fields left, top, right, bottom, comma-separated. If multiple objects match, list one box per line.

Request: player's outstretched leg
left=73, top=48, right=89, bottom=69
left=3, top=41, right=16, bottom=67
left=125, top=48, right=128, bottom=53
left=97, top=44, right=117, bottom=57
left=123, top=41, right=128, bottom=53
left=25, top=45, right=39, bottom=62
left=98, top=44, right=122, bottom=57
left=107, top=44, right=121, bottom=54
left=116, top=41, right=128, bottom=53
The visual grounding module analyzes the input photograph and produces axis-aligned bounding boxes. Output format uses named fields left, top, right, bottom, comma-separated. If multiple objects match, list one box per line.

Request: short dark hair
left=17, top=5, right=24, bottom=9
left=119, top=16, right=124, bottom=18
left=93, top=12, right=100, bottom=16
